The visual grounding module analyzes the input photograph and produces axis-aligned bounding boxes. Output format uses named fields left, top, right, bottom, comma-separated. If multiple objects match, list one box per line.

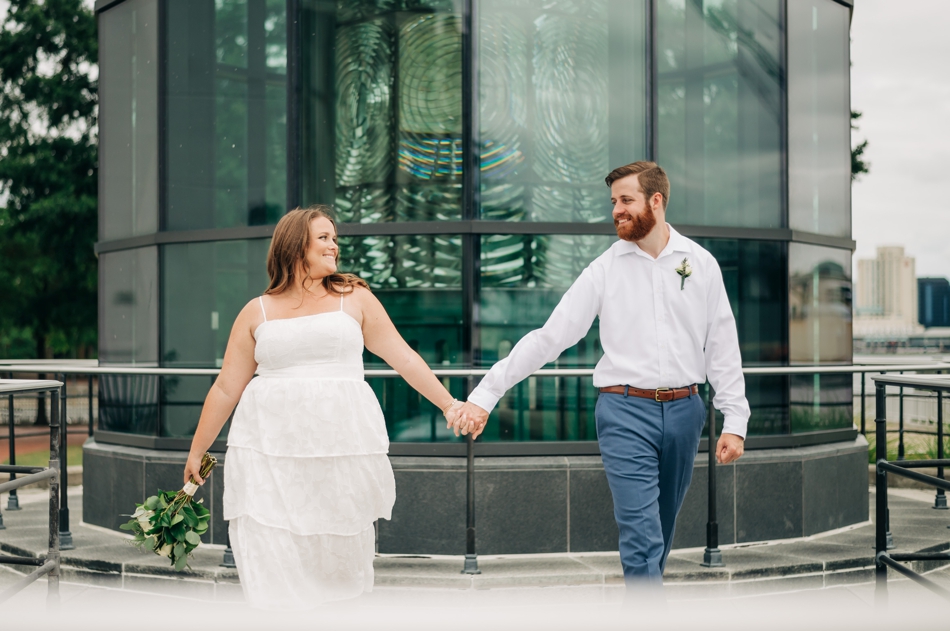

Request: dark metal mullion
left=286, top=0, right=301, bottom=211
left=158, top=0, right=168, bottom=232
left=648, top=0, right=658, bottom=161
left=780, top=0, right=788, bottom=231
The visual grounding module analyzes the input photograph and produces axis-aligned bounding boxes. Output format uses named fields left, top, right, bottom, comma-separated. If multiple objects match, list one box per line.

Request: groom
left=453, top=161, right=750, bottom=584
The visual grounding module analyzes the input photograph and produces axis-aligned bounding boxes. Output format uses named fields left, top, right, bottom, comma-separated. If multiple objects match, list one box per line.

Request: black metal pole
left=860, top=372, right=866, bottom=436
left=462, top=378, right=480, bottom=574
left=935, top=391, right=947, bottom=510
left=221, top=531, right=236, bottom=568
left=898, top=375, right=905, bottom=460
left=58, top=374, right=72, bottom=550
left=6, top=392, right=18, bottom=511
left=87, top=375, right=94, bottom=437
left=875, top=382, right=888, bottom=606
left=47, top=386, right=61, bottom=608
left=701, top=384, right=722, bottom=567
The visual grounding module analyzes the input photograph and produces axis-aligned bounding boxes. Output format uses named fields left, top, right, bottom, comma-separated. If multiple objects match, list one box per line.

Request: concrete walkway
left=1, top=485, right=949, bottom=605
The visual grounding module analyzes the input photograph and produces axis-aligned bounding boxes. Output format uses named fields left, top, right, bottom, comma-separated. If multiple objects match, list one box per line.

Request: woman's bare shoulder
left=235, top=296, right=267, bottom=332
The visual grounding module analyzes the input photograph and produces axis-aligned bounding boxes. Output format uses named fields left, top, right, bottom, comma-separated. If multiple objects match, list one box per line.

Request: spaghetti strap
left=258, top=296, right=268, bottom=322
left=339, top=292, right=344, bottom=311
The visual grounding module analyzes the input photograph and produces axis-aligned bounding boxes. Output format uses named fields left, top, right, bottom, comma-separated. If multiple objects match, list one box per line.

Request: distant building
left=918, top=277, right=950, bottom=328
left=854, top=246, right=921, bottom=337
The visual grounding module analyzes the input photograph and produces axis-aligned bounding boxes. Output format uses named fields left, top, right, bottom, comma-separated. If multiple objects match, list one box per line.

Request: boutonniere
left=675, top=257, right=692, bottom=290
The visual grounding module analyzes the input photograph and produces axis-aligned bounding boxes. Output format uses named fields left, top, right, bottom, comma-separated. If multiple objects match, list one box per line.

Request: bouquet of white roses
left=120, top=453, right=218, bottom=571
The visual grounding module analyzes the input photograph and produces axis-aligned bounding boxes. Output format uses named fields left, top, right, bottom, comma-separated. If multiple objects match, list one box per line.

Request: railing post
left=221, top=531, right=236, bottom=568
left=6, top=391, right=18, bottom=511
left=48, top=385, right=61, bottom=608
left=58, top=374, right=73, bottom=550
left=898, top=372, right=905, bottom=460
left=935, top=390, right=947, bottom=510
left=87, top=374, right=94, bottom=437
left=462, top=375, right=480, bottom=575
left=701, top=384, right=723, bottom=567
left=860, top=371, right=866, bottom=436
left=875, top=381, right=889, bottom=606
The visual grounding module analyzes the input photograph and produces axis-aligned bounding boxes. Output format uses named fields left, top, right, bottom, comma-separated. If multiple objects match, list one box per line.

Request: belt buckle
left=655, top=387, right=671, bottom=402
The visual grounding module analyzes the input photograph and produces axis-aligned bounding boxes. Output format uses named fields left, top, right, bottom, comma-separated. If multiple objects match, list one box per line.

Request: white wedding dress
left=223, top=294, right=395, bottom=610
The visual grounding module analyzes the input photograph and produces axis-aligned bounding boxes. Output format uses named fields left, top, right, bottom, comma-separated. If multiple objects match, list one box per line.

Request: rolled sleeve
left=703, top=259, right=751, bottom=439
left=468, top=264, right=603, bottom=414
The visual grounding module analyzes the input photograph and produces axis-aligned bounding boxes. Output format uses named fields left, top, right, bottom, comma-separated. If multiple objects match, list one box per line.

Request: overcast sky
left=850, top=0, right=950, bottom=280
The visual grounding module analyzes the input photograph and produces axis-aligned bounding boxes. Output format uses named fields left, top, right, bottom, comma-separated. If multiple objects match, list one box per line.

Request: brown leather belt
left=599, top=384, right=699, bottom=402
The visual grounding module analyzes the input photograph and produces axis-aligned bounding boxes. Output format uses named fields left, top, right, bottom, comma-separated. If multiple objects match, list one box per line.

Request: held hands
left=716, top=433, right=744, bottom=464
left=444, top=401, right=489, bottom=440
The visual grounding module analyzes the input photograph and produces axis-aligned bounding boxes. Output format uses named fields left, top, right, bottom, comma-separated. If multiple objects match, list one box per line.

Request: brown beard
left=614, top=205, right=657, bottom=242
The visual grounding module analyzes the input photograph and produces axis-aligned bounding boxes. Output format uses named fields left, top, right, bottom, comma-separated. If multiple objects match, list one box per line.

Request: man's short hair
left=605, top=161, right=670, bottom=209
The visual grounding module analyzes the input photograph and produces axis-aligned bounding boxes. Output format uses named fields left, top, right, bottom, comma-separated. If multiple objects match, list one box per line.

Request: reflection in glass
left=99, top=247, right=159, bottom=365
left=789, top=243, right=853, bottom=432
left=99, top=0, right=159, bottom=241
left=98, top=246, right=160, bottom=436
left=160, top=240, right=270, bottom=437
left=787, top=0, right=851, bottom=237
left=695, top=238, right=787, bottom=435
left=166, top=0, right=288, bottom=230
left=478, top=0, right=647, bottom=223
left=657, top=0, right=782, bottom=229
left=479, top=234, right=612, bottom=442
left=338, top=233, right=463, bottom=442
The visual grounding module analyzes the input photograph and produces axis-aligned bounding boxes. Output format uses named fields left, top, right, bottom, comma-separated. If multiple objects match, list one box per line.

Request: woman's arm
left=183, top=301, right=260, bottom=485
left=358, top=287, right=458, bottom=414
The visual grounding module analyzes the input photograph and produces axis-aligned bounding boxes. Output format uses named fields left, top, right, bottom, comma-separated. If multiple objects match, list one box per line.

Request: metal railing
left=872, top=373, right=950, bottom=604
left=0, top=379, right=62, bottom=607
left=1, top=360, right=949, bottom=575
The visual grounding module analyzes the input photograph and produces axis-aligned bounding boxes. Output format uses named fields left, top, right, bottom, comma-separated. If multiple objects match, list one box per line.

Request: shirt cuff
left=721, top=415, right=748, bottom=440
left=467, top=387, right=500, bottom=415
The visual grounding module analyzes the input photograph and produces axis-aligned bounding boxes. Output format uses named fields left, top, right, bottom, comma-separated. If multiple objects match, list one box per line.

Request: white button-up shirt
left=468, top=225, right=751, bottom=438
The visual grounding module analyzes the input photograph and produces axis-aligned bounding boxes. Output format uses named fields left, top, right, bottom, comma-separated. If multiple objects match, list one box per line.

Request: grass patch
left=866, top=432, right=949, bottom=464
left=2, top=445, right=84, bottom=468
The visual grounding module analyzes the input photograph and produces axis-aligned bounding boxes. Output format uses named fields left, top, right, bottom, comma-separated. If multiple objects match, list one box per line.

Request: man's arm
left=454, top=264, right=604, bottom=437
left=703, top=258, right=751, bottom=464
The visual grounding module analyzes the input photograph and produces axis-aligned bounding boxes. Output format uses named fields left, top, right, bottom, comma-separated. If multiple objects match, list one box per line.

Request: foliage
left=0, top=0, right=98, bottom=359
left=851, top=110, right=870, bottom=182
left=119, top=454, right=218, bottom=572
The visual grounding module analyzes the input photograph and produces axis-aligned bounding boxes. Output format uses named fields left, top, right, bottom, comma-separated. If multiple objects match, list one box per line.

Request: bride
left=182, top=206, right=462, bottom=609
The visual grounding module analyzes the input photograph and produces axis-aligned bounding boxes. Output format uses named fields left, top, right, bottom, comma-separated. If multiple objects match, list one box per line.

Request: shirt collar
left=615, top=224, right=693, bottom=260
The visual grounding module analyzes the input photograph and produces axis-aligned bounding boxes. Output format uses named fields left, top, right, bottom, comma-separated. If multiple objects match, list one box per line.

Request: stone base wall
left=83, top=437, right=869, bottom=553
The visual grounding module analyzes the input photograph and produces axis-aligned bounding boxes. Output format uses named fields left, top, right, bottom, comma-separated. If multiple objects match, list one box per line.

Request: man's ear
left=651, top=192, right=664, bottom=212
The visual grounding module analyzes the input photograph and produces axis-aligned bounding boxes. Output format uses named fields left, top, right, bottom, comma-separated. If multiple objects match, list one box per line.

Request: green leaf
left=171, top=514, right=184, bottom=526
left=174, top=551, right=188, bottom=572
left=170, top=522, right=187, bottom=541
left=184, top=531, right=201, bottom=546
left=118, top=521, right=135, bottom=531
left=144, top=496, right=160, bottom=511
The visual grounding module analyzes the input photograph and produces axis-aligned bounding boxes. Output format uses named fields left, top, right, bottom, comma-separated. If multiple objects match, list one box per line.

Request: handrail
left=872, top=374, right=950, bottom=604
left=0, top=379, right=62, bottom=608
left=1, top=361, right=949, bottom=377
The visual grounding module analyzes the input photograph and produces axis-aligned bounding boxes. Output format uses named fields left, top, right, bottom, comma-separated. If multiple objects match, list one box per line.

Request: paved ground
left=2, top=486, right=949, bottom=629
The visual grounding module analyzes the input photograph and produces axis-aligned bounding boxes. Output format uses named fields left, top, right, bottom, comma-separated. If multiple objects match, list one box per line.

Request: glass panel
left=99, top=247, right=159, bottom=364
left=98, top=0, right=159, bottom=241
left=789, top=243, right=852, bottom=365
left=160, top=239, right=271, bottom=437
left=478, top=0, right=647, bottom=223
left=338, top=233, right=463, bottom=441
left=788, top=243, right=853, bottom=432
left=300, top=1, right=464, bottom=221
left=479, top=234, right=613, bottom=441
left=694, top=238, right=787, bottom=435
left=165, top=0, right=288, bottom=230
left=98, top=246, right=159, bottom=436
left=657, top=0, right=782, bottom=229
left=787, top=0, right=850, bottom=237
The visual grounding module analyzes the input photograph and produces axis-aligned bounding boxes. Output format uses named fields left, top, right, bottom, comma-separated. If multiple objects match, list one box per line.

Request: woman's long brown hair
left=263, top=206, right=369, bottom=297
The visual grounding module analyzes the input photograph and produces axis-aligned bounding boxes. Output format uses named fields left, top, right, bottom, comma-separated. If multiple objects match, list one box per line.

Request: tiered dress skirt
left=223, top=371, right=395, bottom=610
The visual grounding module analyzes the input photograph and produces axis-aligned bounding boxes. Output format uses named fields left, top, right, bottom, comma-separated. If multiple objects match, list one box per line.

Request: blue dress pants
left=596, top=391, right=706, bottom=584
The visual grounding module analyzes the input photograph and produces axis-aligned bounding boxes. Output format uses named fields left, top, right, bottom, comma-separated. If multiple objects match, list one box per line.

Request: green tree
left=851, top=109, right=870, bottom=181
left=0, top=0, right=98, bottom=360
